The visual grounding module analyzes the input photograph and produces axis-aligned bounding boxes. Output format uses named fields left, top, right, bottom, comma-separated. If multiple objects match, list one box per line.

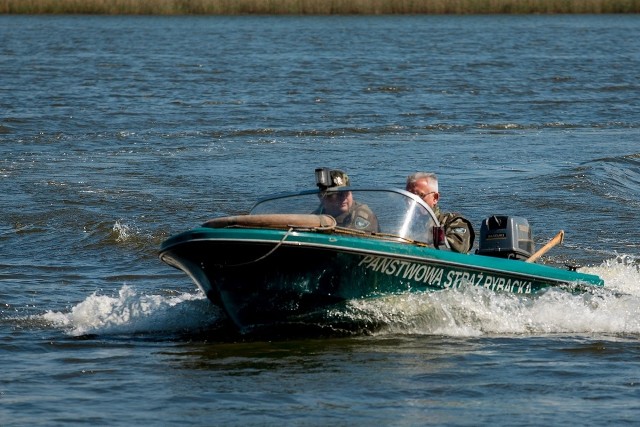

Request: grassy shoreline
left=2, top=0, right=640, bottom=15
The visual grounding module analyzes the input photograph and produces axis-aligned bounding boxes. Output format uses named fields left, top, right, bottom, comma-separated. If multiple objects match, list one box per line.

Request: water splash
left=112, top=220, right=132, bottom=242
left=37, top=257, right=640, bottom=339
left=107, top=219, right=167, bottom=251
left=42, top=285, right=221, bottom=337
left=587, top=254, right=640, bottom=295
left=344, top=257, right=640, bottom=337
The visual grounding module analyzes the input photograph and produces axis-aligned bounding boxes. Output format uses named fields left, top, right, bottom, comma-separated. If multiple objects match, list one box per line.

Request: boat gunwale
left=159, top=226, right=604, bottom=287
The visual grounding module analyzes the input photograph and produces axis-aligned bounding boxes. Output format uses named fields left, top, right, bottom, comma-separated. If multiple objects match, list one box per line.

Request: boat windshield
left=250, top=188, right=440, bottom=246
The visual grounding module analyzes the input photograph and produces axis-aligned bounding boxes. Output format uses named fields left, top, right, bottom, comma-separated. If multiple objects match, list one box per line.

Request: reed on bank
left=2, top=0, right=640, bottom=15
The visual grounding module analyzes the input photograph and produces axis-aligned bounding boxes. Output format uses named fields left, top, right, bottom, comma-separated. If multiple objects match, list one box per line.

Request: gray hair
left=406, top=172, right=439, bottom=192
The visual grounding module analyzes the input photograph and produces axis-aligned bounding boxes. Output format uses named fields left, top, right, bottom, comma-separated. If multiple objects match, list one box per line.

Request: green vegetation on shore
left=2, top=0, right=640, bottom=15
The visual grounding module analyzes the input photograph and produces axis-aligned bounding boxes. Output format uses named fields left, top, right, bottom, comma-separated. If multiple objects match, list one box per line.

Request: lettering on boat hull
left=357, top=255, right=533, bottom=294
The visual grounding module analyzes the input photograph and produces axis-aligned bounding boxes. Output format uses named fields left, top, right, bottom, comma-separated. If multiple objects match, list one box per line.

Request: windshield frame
left=250, top=187, right=443, bottom=246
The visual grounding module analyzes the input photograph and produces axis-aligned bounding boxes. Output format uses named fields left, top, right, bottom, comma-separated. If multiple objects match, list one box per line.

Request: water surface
left=1, top=14, right=640, bottom=426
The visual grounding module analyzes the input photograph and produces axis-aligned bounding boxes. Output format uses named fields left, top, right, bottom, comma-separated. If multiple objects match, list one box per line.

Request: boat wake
left=39, top=256, right=640, bottom=339
left=351, top=255, right=640, bottom=337
left=42, top=286, right=223, bottom=338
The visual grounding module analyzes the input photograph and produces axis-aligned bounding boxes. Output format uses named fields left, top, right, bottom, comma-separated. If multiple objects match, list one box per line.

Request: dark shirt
left=315, top=201, right=379, bottom=233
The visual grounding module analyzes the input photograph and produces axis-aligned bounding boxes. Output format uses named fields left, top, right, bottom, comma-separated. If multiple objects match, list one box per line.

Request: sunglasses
left=412, top=190, right=437, bottom=199
left=323, top=191, right=350, bottom=200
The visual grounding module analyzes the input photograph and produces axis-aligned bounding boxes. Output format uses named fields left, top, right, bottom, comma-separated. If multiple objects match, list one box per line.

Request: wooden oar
left=525, top=230, right=565, bottom=263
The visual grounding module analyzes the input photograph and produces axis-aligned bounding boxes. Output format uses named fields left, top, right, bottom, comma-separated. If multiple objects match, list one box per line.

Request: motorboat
left=159, top=171, right=604, bottom=332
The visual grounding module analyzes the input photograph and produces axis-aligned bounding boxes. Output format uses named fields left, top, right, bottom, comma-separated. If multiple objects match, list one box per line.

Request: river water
left=1, top=14, right=640, bottom=426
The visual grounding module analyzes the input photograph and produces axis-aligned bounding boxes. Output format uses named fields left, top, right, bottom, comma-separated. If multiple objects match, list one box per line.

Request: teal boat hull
left=159, top=226, right=604, bottom=331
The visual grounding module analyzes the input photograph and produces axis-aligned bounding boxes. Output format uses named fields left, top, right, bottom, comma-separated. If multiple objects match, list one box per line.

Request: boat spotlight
left=315, top=167, right=332, bottom=189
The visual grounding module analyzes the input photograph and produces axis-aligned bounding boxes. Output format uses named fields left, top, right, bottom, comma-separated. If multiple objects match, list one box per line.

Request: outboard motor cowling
left=477, top=215, right=535, bottom=260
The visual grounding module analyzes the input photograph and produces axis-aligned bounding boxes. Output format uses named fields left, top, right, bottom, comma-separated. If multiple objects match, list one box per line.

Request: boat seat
left=202, top=214, right=337, bottom=230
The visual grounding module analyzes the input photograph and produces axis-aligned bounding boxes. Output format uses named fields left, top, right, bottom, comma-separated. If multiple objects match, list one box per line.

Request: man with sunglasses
left=314, top=169, right=379, bottom=233
left=405, top=172, right=475, bottom=253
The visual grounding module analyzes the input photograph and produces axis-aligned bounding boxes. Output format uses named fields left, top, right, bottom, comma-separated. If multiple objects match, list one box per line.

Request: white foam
left=40, top=257, right=640, bottom=338
left=352, top=256, right=640, bottom=337
left=112, top=220, right=134, bottom=242
left=584, top=255, right=640, bottom=296
left=43, top=285, right=221, bottom=336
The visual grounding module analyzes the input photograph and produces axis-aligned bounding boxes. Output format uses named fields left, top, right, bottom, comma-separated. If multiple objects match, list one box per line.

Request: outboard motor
left=477, top=215, right=535, bottom=261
